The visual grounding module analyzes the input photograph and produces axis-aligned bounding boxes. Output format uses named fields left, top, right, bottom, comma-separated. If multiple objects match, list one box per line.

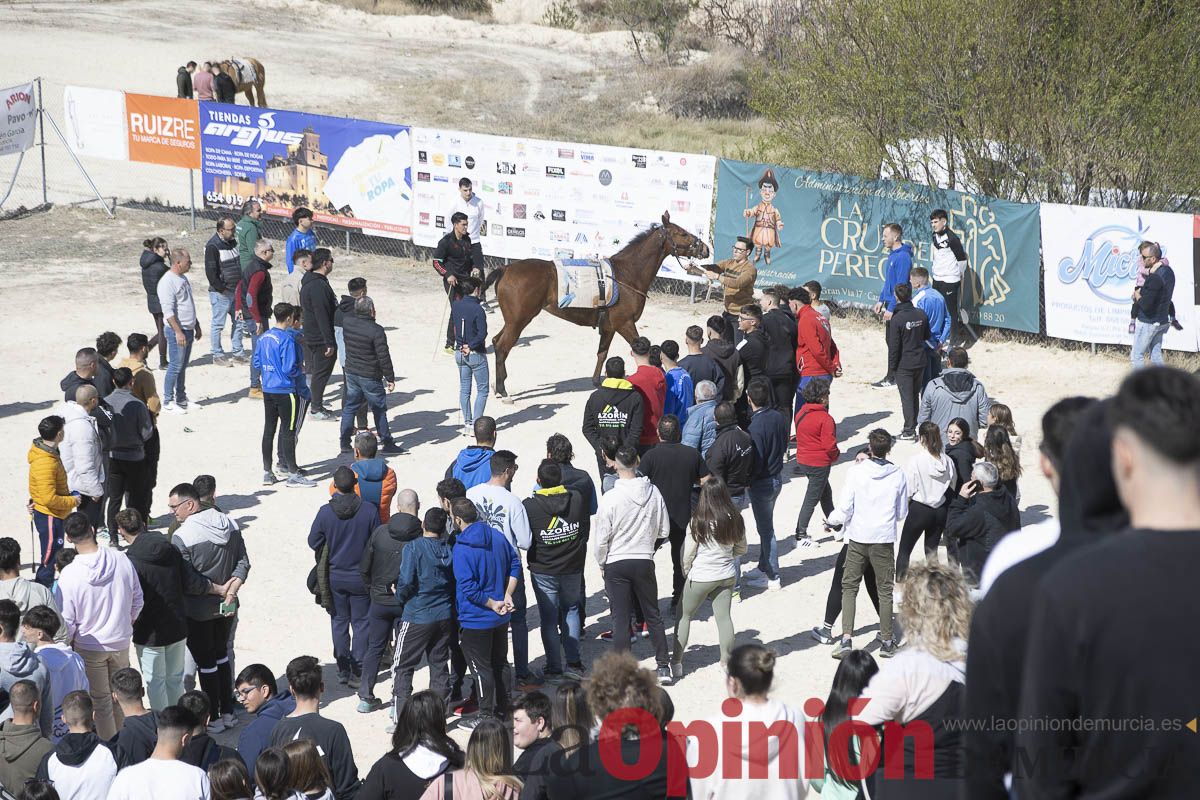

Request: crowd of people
left=12, top=201, right=1196, bottom=800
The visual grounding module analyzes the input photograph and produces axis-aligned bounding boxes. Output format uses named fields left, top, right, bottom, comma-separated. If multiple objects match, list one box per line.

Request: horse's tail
left=483, top=264, right=505, bottom=292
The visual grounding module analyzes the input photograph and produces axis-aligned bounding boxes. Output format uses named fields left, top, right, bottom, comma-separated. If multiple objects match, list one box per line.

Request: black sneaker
left=832, top=638, right=852, bottom=659
left=811, top=625, right=835, bottom=645
left=457, top=712, right=487, bottom=732
left=380, top=442, right=406, bottom=455
left=657, top=666, right=675, bottom=686
left=339, top=444, right=352, bottom=455
left=898, top=429, right=917, bottom=441
left=879, top=639, right=898, bottom=658
left=871, top=378, right=895, bottom=388
left=1172, top=318, right=1184, bottom=331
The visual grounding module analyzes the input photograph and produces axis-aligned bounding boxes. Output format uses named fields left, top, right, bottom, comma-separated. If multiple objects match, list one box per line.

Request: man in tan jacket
left=705, top=236, right=758, bottom=345
left=119, top=333, right=162, bottom=515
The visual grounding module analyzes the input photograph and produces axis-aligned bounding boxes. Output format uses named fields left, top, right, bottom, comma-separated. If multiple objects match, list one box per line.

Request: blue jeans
left=730, top=491, right=750, bottom=586
left=749, top=476, right=782, bottom=579
left=511, top=572, right=529, bottom=679
left=339, top=373, right=392, bottom=447
left=330, top=574, right=371, bottom=677
left=208, top=290, right=244, bottom=356
left=335, top=326, right=346, bottom=369
left=137, top=638, right=187, bottom=712
left=164, top=328, right=194, bottom=405
left=455, top=350, right=489, bottom=425
left=530, top=572, right=583, bottom=673
left=1132, top=320, right=1168, bottom=368
left=923, top=346, right=942, bottom=391
left=248, top=324, right=262, bottom=388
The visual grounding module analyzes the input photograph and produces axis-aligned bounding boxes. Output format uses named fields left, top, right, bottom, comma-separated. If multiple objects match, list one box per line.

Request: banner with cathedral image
left=198, top=102, right=413, bottom=238
left=714, top=160, right=1042, bottom=333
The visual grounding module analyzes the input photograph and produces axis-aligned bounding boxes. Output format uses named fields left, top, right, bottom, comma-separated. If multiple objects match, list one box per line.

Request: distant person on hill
left=177, top=62, right=196, bottom=99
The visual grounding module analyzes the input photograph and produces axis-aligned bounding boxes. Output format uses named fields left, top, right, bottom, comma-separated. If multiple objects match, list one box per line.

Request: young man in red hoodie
left=627, top=337, right=665, bottom=456
left=792, top=285, right=841, bottom=416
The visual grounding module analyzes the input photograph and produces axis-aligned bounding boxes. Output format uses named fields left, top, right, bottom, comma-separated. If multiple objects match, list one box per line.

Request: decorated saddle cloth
left=230, top=58, right=258, bottom=84
left=555, top=258, right=619, bottom=309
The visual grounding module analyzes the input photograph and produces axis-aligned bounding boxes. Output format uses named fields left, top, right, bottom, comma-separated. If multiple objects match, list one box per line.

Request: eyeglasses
left=732, top=246, right=749, bottom=252
left=235, top=685, right=263, bottom=698
left=167, top=499, right=194, bottom=511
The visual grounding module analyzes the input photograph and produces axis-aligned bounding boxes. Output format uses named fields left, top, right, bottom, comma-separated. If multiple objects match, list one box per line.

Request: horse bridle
left=612, top=224, right=704, bottom=301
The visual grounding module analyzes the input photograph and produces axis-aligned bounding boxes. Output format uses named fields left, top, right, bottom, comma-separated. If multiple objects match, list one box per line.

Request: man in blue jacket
left=910, top=266, right=951, bottom=389
left=234, top=663, right=295, bottom=769
left=252, top=303, right=315, bottom=488
left=445, top=416, right=496, bottom=489
left=872, top=222, right=914, bottom=388
left=450, top=276, right=489, bottom=436
left=284, top=207, right=318, bottom=275
left=449, top=496, right=519, bottom=731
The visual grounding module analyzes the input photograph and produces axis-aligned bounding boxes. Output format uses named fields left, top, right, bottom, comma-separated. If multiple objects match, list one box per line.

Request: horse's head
left=658, top=210, right=710, bottom=260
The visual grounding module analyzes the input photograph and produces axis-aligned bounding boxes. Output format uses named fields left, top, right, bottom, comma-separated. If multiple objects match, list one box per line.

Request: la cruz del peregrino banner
left=1040, top=203, right=1197, bottom=351
left=199, top=102, right=414, bottom=238
left=714, top=160, right=1042, bottom=333
left=410, top=127, right=715, bottom=280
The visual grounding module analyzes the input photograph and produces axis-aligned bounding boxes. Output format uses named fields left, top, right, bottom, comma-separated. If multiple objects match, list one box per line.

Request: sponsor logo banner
left=0, top=81, right=37, bottom=157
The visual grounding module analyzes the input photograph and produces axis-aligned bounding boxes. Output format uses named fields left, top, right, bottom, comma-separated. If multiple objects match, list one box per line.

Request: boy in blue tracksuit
left=910, top=266, right=951, bottom=389
left=252, top=302, right=314, bottom=486
left=391, top=507, right=457, bottom=719
left=873, top=223, right=915, bottom=387
left=449, top=498, right=519, bottom=728
left=284, top=208, right=319, bottom=274
left=445, top=416, right=497, bottom=489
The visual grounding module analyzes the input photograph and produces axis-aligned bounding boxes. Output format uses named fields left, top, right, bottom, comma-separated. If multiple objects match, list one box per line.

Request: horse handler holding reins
left=432, top=212, right=485, bottom=354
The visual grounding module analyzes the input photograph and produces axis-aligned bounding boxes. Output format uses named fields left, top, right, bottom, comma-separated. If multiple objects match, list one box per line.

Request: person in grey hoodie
left=592, top=446, right=672, bottom=684
left=103, top=368, right=153, bottom=541
left=0, top=601, right=52, bottom=736
left=917, top=346, right=991, bottom=439
left=0, top=539, right=66, bottom=643
left=169, top=482, right=250, bottom=732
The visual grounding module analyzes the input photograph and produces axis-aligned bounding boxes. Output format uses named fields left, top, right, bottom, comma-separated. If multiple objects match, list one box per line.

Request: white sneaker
left=742, top=568, right=769, bottom=587
left=162, top=402, right=187, bottom=415
left=767, top=578, right=782, bottom=591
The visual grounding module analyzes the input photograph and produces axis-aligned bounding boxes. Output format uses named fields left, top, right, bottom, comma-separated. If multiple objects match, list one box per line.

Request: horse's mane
left=623, top=226, right=662, bottom=250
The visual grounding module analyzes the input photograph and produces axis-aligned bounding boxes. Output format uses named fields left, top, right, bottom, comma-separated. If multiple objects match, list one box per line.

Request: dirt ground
left=0, top=205, right=1134, bottom=781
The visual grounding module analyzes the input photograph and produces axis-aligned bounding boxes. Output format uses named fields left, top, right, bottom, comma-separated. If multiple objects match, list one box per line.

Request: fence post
left=345, top=229, right=351, bottom=254
left=37, top=77, right=47, bottom=205
left=189, top=170, right=196, bottom=231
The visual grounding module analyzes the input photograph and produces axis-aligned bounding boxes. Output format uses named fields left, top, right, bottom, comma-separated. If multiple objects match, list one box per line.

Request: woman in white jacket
left=896, top=422, right=955, bottom=580
left=687, top=644, right=806, bottom=800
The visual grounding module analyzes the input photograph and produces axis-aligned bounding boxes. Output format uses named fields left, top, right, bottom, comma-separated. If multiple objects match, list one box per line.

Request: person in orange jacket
left=27, top=416, right=78, bottom=587
left=328, top=432, right=398, bottom=523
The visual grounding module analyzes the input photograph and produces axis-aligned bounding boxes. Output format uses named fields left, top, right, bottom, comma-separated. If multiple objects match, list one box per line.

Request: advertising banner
left=1041, top=203, right=1197, bottom=350
left=126, top=94, right=200, bottom=169
left=0, top=81, right=37, bottom=157
left=199, top=102, right=413, bottom=238
left=714, top=160, right=1042, bottom=333
left=63, top=86, right=127, bottom=161
left=410, top=127, right=715, bottom=278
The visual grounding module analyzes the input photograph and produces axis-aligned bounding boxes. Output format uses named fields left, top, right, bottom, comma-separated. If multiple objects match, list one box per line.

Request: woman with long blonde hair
left=855, top=562, right=970, bottom=799
left=419, top=718, right=521, bottom=800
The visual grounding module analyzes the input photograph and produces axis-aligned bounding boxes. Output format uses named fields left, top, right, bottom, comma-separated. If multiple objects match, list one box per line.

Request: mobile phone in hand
left=219, top=599, right=239, bottom=616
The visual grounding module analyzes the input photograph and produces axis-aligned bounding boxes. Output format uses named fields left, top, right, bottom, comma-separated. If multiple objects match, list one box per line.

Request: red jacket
left=628, top=365, right=666, bottom=446
left=794, top=403, right=839, bottom=467
left=795, top=305, right=840, bottom=377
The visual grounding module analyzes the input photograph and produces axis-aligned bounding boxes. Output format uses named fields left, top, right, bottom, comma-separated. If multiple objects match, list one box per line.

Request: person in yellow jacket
left=120, top=333, right=162, bottom=513
left=27, top=416, right=77, bottom=587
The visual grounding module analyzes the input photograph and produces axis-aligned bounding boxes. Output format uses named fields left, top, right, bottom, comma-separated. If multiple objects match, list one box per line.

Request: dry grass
left=326, top=0, right=492, bottom=20
left=657, top=46, right=753, bottom=120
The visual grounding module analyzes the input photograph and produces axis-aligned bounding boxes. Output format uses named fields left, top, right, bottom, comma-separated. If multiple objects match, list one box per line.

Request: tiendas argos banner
left=199, top=102, right=413, bottom=238
left=714, top=160, right=1042, bottom=333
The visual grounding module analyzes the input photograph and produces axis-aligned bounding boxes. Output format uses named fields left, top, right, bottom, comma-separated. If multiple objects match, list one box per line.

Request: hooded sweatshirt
left=582, top=379, right=644, bottom=452
left=57, top=547, right=144, bottom=652
left=917, top=368, right=990, bottom=439
left=333, top=458, right=398, bottom=523
left=795, top=304, right=840, bottom=377
left=793, top=403, right=839, bottom=468
left=34, top=644, right=88, bottom=742
left=308, top=493, right=380, bottom=581
left=396, top=535, right=455, bottom=624
left=523, top=487, right=588, bottom=575
left=705, top=423, right=756, bottom=495
left=964, top=400, right=1127, bottom=800
left=27, top=439, right=77, bottom=520
left=593, top=476, right=669, bottom=566
left=35, top=730, right=119, bottom=799
left=0, top=642, right=53, bottom=735
left=0, top=577, right=66, bottom=642
left=360, top=513, right=421, bottom=607
left=451, top=521, right=521, bottom=630
left=112, top=712, right=157, bottom=768
left=686, top=699, right=807, bottom=800
left=628, top=365, right=665, bottom=447
left=903, top=449, right=955, bottom=508
left=127, top=530, right=211, bottom=646
left=829, top=458, right=908, bottom=544
left=140, top=249, right=169, bottom=314
left=237, top=688, right=296, bottom=771
left=172, top=507, right=250, bottom=620
left=703, top=338, right=741, bottom=401
left=0, top=718, right=53, bottom=789
left=445, top=445, right=494, bottom=490
left=879, top=242, right=914, bottom=311
left=105, top=388, right=153, bottom=461
left=58, top=401, right=106, bottom=498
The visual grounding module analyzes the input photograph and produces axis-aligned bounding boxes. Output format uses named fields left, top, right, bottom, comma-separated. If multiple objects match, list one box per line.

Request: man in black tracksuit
left=705, top=401, right=756, bottom=507
left=432, top=213, right=483, bottom=350
left=581, top=357, right=644, bottom=484
left=885, top=282, right=930, bottom=440
left=760, top=288, right=799, bottom=415
left=299, top=248, right=338, bottom=418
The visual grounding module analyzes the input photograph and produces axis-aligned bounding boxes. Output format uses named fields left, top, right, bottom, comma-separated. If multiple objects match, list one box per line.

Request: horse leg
left=491, top=315, right=529, bottom=399
left=592, top=327, right=617, bottom=386
left=256, top=82, right=267, bottom=107
left=242, top=87, right=254, bottom=105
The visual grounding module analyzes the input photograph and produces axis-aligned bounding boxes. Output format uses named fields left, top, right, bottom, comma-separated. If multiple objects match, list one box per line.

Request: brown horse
left=484, top=211, right=710, bottom=397
left=218, top=59, right=267, bottom=107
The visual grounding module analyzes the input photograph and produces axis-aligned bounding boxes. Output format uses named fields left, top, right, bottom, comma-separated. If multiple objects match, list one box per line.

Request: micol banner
left=1040, top=203, right=1197, bottom=351
left=714, top=159, right=1042, bottom=333
left=0, top=81, right=37, bottom=157
left=126, top=93, right=200, bottom=169
left=198, top=102, right=414, bottom=238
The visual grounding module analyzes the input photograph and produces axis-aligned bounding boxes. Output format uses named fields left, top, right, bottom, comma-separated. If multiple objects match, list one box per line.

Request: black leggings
left=262, top=392, right=305, bottom=472
left=187, top=616, right=235, bottom=717
left=147, top=312, right=168, bottom=365
left=823, top=544, right=879, bottom=627
left=896, top=500, right=948, bottom=581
